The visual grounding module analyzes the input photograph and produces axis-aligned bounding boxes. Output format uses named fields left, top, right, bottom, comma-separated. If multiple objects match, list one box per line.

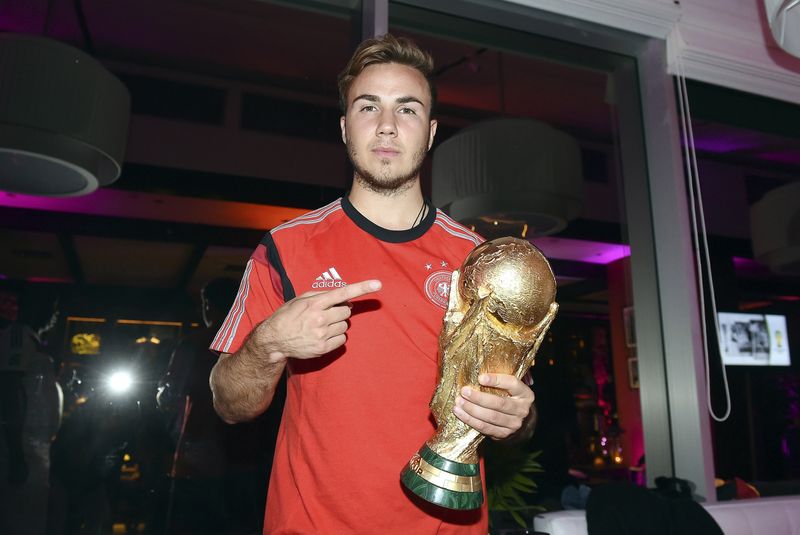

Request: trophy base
left=400, top=444, right=483, bottom=510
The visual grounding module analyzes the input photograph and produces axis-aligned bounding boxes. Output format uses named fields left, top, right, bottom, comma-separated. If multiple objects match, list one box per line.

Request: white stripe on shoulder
left=222, top=259, right=255, bottom=353
left=212, top=259, right=253, bottom=352
left=211, top=259, right=251, bottom=349
left=435, top=210, right=484, bottom=243
left=434, top=213, right=483, bottom=246
left=433, top=220, right=482, bottom=246
left=270, top=199, right=342, bottom=234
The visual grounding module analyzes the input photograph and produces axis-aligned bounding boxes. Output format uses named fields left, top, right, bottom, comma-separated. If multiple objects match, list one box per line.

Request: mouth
left=372, top=146, right=401, bottom=158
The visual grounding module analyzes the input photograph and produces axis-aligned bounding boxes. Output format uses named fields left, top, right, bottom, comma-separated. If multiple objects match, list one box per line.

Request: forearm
left=210, top=326, right=286, bottom=424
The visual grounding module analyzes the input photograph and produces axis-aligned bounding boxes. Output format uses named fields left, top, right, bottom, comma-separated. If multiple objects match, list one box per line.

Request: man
left=159, top=279, right=239, bottom=533
left=0, top=284, right=62, bottom=535
left=161, top=278, right=279, bottom=534
left=210, top=34, right=536, bottom=534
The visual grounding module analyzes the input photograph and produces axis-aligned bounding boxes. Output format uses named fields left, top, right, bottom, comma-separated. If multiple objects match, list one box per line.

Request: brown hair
left=337, top=34, right=437, bottom=117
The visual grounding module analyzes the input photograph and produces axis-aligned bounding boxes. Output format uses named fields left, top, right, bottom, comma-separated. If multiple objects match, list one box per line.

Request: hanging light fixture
left=0, top=34, right=130, bottom=196
left=432, top=118, right=583, bottom=238
left=764, top=0, right=800, bottom=58
left=750, top=181, right=800, bottom=275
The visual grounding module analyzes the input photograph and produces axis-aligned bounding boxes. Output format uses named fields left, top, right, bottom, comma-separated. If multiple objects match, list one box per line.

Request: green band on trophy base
left=419, top=445, right=479, bottom=476
left=400, top=446, right=483, bottom=510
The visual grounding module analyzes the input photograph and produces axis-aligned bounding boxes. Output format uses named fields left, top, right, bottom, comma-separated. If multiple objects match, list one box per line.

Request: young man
left=209, top=34, right=537, bottom=534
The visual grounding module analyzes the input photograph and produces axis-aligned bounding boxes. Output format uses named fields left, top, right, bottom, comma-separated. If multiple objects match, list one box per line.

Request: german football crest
left=424, top=270, right=451, bottom=309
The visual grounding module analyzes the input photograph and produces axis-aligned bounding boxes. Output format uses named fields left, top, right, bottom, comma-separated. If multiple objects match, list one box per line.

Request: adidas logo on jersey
left=312, top=267, right=347, bottom=288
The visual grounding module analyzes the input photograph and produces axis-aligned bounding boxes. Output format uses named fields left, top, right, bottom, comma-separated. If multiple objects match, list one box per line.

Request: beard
left=347, top=137, right=429, bottom=195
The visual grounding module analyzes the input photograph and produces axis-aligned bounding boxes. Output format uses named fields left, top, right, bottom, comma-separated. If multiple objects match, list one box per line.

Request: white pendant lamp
left=432, top=118, right=583, bottom=237
left=764, top=0, right=800, bottom=58
left=0, top=34, right=130, bottom=196
left=750, top=181, right=800, bottom=275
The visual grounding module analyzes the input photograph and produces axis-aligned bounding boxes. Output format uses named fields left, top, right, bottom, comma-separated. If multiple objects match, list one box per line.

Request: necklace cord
left=409, top=200, right=426, bottom=229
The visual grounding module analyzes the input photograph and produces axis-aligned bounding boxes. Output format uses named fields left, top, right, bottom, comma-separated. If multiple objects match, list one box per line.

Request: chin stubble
left=347, top=138, right=429, bottom=195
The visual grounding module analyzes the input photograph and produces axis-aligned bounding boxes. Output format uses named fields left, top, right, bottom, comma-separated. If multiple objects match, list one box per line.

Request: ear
left=427, top=119, right=438, bottom=150
left=340, top=116, right=347, bottom=144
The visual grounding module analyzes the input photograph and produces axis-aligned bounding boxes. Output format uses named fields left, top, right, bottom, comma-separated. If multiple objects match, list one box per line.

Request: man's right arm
left=210, top=279, right=382, bottom=424
left=209, top=323, right=286, bottom=424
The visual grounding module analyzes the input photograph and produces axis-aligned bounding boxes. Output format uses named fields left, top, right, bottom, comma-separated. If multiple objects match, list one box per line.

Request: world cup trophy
left=401, top=237, right=558, bottom=510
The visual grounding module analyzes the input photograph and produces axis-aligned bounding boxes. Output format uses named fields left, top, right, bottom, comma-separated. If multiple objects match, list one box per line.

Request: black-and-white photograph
left=718, top=312, right=791, bottom=366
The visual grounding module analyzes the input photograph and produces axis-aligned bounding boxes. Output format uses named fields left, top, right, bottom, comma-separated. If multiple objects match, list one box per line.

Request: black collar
left=341, top=194, right=436, bottom=243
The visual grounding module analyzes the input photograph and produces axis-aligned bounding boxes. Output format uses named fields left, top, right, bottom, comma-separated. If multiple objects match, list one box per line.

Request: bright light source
left=108, top=370, right=133, bottom=393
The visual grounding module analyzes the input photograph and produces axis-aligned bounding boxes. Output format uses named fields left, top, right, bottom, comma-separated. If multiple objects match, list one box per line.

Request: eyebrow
left=352, top=94, right=425, bottom=107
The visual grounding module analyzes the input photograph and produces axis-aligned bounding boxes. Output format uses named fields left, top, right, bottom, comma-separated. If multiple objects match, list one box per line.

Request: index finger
left=478, top=373, right=531, bottom=397
left=313, top=279, right=382, bottom=308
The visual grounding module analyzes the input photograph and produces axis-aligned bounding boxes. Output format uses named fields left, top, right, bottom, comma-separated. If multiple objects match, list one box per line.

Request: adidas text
left=312, top=280, right=347, bottom=289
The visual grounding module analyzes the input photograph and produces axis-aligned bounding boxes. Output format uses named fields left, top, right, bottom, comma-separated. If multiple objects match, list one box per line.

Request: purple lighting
left=755, top=151, right=800, bottom=166
left=690, top=137, right=759, bottom=154
left=531, top=237, right=630, bottom=265
left=0, top=190, right=101, bottom=212
left=732, top=256, right=772, bottom=278
left=0, top=191, right=632, bottom=265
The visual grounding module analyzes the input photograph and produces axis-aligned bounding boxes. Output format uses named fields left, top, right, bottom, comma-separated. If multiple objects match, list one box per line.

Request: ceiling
left=0, top=0, right=798, bottom=312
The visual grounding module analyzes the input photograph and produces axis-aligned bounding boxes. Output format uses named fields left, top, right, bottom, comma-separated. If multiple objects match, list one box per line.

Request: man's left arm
left=452, top=373, right=537, bottom=445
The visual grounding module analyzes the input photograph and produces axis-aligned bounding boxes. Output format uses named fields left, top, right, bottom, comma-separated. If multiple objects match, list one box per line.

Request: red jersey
left=211, top=196, right=487, bottom=534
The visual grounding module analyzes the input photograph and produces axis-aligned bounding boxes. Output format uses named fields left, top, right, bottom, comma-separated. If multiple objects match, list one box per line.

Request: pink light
left=532, top=236, right=630, bottom=264
left=0, top=189, right=308, bottom=230
left=0, top=190, right=100, bottom=211
left=1, top=190, right=633, bottom=265
left=732, top=256, right=771, bottom=277
left=690, top=137, right=759, bottom=154
left=755, top=151, right=800, bottom=166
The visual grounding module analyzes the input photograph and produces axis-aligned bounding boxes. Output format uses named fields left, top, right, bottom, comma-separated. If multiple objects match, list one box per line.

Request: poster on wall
left=717, top=312, right=791, bottom=366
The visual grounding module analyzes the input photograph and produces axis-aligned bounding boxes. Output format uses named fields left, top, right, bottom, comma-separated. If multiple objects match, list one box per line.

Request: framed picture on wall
left=628, top=356, right=639, bottom=389
left=623, top=306, right=636, bottom=348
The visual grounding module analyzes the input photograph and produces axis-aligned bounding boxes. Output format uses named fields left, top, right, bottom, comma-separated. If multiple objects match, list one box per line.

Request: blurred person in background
left=0, top=283, right=63, bottom=535
left=159, top=278, right=278, bottom=534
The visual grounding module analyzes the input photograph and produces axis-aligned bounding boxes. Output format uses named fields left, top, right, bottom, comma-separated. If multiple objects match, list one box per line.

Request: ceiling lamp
left=432, top=118, right=583, bottom=238
left=764, top=0, right=800, bottom=58
left=750, top=181, right=800, bottom=275
left=0, top=34, right=130, bottom=196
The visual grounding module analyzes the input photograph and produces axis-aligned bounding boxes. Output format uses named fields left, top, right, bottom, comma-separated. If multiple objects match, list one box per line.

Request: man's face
left=340, top=62, right=437, bottom=193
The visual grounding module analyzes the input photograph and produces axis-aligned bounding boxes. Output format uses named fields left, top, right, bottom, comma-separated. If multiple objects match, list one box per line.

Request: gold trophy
left=401, top=237, right=558, bottom=509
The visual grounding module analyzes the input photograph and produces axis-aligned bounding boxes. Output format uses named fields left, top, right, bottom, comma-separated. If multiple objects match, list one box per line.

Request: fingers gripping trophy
left=401, top=237, right=559, bottom=510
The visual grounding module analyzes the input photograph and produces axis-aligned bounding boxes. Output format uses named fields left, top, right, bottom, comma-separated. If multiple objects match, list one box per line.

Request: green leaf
left=484, top=444, right=544, bottom=529
left=510, top=509, right=526, bottom=528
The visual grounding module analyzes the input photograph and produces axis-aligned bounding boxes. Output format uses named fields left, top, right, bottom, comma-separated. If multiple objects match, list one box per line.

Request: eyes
left=358, top=104, right=419, bottom=115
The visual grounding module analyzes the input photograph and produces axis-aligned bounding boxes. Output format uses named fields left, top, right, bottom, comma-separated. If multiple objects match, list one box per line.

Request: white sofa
left=533, top=495, right=800, bottom=535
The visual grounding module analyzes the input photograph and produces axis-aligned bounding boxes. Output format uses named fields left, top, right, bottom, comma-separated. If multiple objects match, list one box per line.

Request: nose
left=376, top=108, right=397, bottom=137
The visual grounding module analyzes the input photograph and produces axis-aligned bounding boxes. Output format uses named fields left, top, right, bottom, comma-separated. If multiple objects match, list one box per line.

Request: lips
left=372, top=146, right=401, bottom=158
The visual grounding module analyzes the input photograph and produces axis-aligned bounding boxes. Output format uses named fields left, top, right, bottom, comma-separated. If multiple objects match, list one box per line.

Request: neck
left=348, top=178, right=426, bottom=230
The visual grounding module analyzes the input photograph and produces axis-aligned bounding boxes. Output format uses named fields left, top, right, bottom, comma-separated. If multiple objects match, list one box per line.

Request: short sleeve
left=209, top=240, right=289, bottom=354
